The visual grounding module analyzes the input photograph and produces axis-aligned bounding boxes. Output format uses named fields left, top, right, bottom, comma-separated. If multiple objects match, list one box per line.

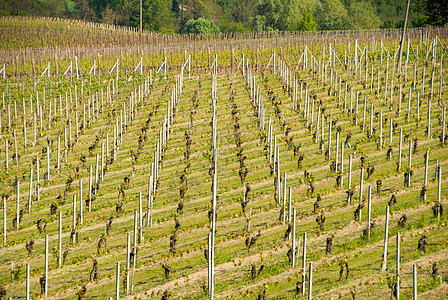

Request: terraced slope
left=0, top=23, right=447, bottom=299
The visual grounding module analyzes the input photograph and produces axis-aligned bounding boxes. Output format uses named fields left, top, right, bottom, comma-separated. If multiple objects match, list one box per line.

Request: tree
left=102, top=5, right=116, bottom=24
left=297, top=12, right=317, bottom=30
left=130, top=0, right=176, bottom=33
left=315, top=0, right=353, bottom=30
left=184, top=18, right=220, bottom=34
left=348, top=1, right=381, bottom=29
left=74, top=0, right=96, bottom=21
left=254, top=0, right=317, bottom=31
left=219, top=0, right=257, bottom=23
left=172, top=0, right=180, bottom=17
left=417, top=0, right=448, bottom=25
left=282, top=0, right=308, bottom=30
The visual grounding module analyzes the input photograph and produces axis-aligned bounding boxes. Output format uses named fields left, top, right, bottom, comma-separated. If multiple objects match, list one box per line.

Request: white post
left=45, top=234, right=48, bottom=297
left=413, top=264, right=417, bottom=300
left=80, top=178, right=83, bottom=225
left=427, top=100, right=431, bottom=139
left=47, top=146, right=50, bottom=181
left=26, top=262, right=30, bottom=300
left=396, top=232, right=400, bottom=273
left=437, top=165, right=442, bottom=222
left=5, top=139, right=8, bottom=170
left=368, top=185, right=372, bottom=239
left=73, top=194, right=77, bottom=229
left=16, top=180, right=20, bottom=228
left=116, top=262, right=120, bottom=300
left=302, top=232, right=307, bottom=294
left=59, top=211, right=62, bottom=268
left=126, top=233, right=130, bottom=294
left=292, top=208, right=296, bottom=267
left=139, top=192, right=143, bottom=243
left=348, top=155, right=353, bottom=191
left=3, top=196, right=6, bottom=246
left=283, top=172, right=287, bottom=222
left=381, top=206, right=390, bottom=271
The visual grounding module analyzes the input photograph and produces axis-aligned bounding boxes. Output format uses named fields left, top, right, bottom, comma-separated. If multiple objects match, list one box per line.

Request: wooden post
left=302, top=232, right=307, bottom=295
left=381, top=206, right=390, bottom=271
left=308, top=262, right=313, bottom=300
left=396, top=0, right=410, bottom=72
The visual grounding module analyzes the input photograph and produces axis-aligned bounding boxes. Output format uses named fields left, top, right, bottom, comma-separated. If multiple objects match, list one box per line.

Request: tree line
left=0, top=0, right=446, bottom=33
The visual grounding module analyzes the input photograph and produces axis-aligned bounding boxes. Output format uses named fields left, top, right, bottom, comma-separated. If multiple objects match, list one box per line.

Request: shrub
left=184, top=18, right=220, bottom=34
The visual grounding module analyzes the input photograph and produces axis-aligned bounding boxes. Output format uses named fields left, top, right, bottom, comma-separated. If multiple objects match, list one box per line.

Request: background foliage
left=0, top=0, right=446, bottom=33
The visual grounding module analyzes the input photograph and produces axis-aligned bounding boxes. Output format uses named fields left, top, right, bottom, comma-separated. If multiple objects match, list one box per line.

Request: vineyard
left=0, top=18, right=447, bottom=299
